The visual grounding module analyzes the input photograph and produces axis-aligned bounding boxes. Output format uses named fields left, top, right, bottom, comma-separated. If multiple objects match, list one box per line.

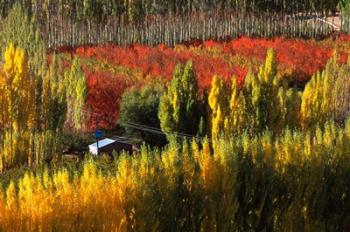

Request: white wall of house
left=88, top=138, right=116, bottom=155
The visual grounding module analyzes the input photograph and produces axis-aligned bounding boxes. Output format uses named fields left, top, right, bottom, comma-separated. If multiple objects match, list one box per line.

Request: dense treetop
left=0, top=0, right=343, bottom=23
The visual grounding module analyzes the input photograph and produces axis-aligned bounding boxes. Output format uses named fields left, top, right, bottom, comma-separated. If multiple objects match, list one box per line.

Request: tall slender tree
left=208, top=75, right=229, bottom=139
left=159, top=61, right=202, bottom=140
left=64, top=57, right=87, bottom=132
left=0, top=43, right=35, bottom=169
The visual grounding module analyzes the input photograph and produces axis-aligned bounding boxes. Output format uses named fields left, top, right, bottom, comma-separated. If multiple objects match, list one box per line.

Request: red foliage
left=75, top=44, right=246, bottom=89
left=337, top=33, right=350, bottom=42
left=73, top=36, right=347, bottom=86
left=84, top=67, right=132, bottom=130
left=73, top=43, right=248, bottom=128
left=225, top=37, right=334, bottom=81
left=203, top=40, right=221, bottom=48
left=59, top=36, right=350, bottom=129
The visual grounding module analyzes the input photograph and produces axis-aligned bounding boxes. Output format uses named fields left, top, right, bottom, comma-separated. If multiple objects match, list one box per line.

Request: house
left=88, top=138, right=134, bottom=156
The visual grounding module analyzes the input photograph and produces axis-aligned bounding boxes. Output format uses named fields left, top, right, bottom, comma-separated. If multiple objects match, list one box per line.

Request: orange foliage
left=84, top=67, right=132, bottom=130
left=57, top=36, right=350, bottom=129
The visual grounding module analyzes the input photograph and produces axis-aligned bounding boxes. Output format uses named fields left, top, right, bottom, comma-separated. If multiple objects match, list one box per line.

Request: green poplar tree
left=158, top=61, right=202, bottom=140
left=64, top=57, right=87, bottom=132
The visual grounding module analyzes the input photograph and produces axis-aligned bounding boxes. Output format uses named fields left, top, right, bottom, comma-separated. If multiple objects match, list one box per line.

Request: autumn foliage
left=58, top=36, right=350, bottom=129
left=0, top=123, right=349, bottom=231
left=1, top=5, right=350, bottom=231
left=85, top=68, right=132, bottom=129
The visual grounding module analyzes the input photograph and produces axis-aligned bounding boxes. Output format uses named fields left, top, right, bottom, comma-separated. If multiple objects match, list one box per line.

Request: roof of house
left=89, top=138, right=116, bottom=148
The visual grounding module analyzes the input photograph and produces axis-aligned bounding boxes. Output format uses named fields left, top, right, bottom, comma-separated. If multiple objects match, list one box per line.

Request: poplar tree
left=224, top=49, right=301, bottom=136
left=159, top=64, right=182, bottom=137
left=228, top=78, right=246, bottom=135
left=301, top=58, right=331, bottom=129
left=0, top=3, right=46, bottom=133
left=252, top=48, right=278, bottom=132
left=64, top=57, right=87, bottom=132
left=158, top=61, right=202, bottom=140
left=180, top=61, right=200, bottom=134
left=0, top=3, right=46, bottom=76
left=41, top=55, right=67, bottom=161
left=241, top=48, right=300, bottom=134
left=301, top=54, right=350, bottom=129
left=0, top=44, right=35, bottom=169
left=42, top=55, right=67, bottom=132
left=208, top=75, right=229, bottom=139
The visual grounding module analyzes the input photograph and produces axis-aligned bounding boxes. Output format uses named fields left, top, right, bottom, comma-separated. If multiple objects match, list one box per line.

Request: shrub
left=119, top=82, right=166, bottom=146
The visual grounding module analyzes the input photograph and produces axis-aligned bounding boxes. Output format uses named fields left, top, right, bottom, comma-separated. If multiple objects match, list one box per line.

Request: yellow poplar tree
left=300, top=53, right=350, bottom=129
left=301, top=70, right=330, bottom=129
left=228, top=77, right=246, bottom=135
left=0, top=43, right=35, bottom=170
left=208, top=75, right=229, bottom=140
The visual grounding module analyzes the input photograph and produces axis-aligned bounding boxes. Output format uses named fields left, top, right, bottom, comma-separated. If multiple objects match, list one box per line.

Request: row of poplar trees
left=0, top=6, right=87, bottom=172
left=158, top=49, right=350, bottom=143
left=0, top=0, right=341, bottom=23
left=0, top=120, right=349, bottom=231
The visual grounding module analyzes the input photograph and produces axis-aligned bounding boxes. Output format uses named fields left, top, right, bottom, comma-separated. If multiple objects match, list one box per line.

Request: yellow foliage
left=0, top=121, right=348, bottom=231
left=0, top=43, right=36, bottom=172
left=209, top=76, right=229, bottom=140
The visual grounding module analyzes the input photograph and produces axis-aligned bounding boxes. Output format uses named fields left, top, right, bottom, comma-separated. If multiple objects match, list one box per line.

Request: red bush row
left=187, top=36, right=349, bottom=81
left=74, top=37, right=349, bottom=85
left=203, top=37, right=336, bottom=81
left=75, top=44, right=247, bottom=89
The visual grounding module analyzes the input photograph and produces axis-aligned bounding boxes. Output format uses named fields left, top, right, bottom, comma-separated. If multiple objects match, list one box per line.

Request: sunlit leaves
left=0, top=122, right=349, bottom=230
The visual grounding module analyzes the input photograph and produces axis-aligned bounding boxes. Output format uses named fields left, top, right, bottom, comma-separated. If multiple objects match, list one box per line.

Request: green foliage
left=158, top=61, right=204, bottom=140
left=0, top=5, right=87, bottom=172
left=42, top=54, right=67, bottom=132
left=0, top=3, right=46, bottom=77
left=119, top=82, right=166, bottom=146
left=339, top=0, right=350, bottom=12
left=0, top=3, right=47, bottom=133
left=0, top=0, right=341, bottom=21
left=64, top=57, right=87, bottom=132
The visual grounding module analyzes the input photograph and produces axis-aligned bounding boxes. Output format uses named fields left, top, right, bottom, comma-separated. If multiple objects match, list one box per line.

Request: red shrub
left=85, top=67, right=132, bottom=130
left=57, top=36, right=350, bottom=129
left=74, top=43, right=246, bottom=89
